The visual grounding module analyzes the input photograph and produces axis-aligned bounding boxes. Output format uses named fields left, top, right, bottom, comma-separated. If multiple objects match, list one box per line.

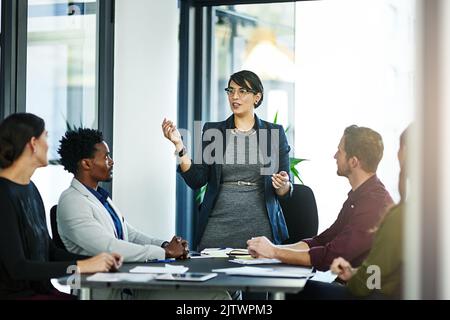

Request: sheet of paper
left=200, top=248, right=233, bottom=258
left=230, top=258, right=282, bottom=265
left=87, top=273, right=156, bottom=282
left=309, top=270, right=338, bottom=283
left=129, top=264, right=188, bottom=274
left=212, top=266, right=314, bottom=278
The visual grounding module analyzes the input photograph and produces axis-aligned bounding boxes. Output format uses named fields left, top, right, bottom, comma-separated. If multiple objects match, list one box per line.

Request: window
left=211, top=3, right=295, bottom=142
left=0, top=1, right=2, bottom=85
left=293, top=0, right=416, bottom=230
left=27, top=0, right=98, bottom=160
left=25, top=0, right=99, bottom=232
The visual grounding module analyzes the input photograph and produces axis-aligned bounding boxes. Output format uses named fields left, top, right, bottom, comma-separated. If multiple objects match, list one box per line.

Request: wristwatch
left=174, top=146, right=187, bottom=157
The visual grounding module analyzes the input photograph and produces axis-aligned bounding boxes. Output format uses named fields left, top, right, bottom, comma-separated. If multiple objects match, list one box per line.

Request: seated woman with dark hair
left=0, top=113, right=122, bottom=300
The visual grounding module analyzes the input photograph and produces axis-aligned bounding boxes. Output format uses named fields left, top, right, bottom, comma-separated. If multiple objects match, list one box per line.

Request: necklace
left=232, top=127, right=256, bottom=136
left=235, top=127, right=253, bottom=133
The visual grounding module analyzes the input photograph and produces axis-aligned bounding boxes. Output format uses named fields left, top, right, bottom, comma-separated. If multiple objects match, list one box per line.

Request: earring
left=33, top=149, right=37, bottom=154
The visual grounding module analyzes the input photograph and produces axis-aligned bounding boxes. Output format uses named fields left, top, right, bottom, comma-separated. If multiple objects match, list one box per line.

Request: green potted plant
left=272, top=111, right=307, bottom=184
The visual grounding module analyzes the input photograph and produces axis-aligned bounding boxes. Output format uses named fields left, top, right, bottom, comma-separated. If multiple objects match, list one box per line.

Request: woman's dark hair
left=0, top=113, right=45, bottom=169
left=58, top=128, right=104, bottom=175
left=228, top=70, right=264, bottom=108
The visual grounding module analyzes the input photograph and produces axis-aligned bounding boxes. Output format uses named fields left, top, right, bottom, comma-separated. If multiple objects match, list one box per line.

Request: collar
left=348, top=174, right=379, bottom=200
left=83, top=184, right=110, bottom=205
left=223, top=114, right=265, bottom=131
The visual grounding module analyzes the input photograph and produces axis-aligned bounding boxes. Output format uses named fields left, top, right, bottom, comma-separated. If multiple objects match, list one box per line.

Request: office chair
left=50, top=205, right=66, bottom=250
left=279, top=184, right=319, bottom=244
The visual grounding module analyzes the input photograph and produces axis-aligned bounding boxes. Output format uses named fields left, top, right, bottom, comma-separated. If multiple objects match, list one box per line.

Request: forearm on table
left=273, top=247, right=311, bottom=266
left=280, top=241, right=309, bottom=250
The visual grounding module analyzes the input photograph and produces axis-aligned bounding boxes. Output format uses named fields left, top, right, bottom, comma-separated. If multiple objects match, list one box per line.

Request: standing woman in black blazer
left=163, top=70, right=292, bottom=250
left=0, top=113, right=122, bottom=300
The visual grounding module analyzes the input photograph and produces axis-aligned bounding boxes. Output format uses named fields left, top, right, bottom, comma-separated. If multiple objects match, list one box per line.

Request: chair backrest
left=279, top=184, right=319, bottom=244
left=50, top=205, right=66, bottom=250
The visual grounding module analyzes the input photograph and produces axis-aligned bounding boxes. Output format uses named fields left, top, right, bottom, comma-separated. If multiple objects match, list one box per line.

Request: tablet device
left=155, top=272, right=218, bottom=282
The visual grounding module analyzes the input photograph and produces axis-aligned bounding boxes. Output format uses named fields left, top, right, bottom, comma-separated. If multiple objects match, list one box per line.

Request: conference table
left=58, top=257, right=310, bottom=300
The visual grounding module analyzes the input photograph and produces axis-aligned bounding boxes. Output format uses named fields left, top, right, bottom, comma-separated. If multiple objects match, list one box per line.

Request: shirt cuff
left=277, top=181, right=293, bottom=200
left=302, top=238, right=319, bottom=248
left=308, top=246, right=329, bottom=271
left=161, top=241, right=169, bottom=248
left=148, top=247, right=166, bottom=261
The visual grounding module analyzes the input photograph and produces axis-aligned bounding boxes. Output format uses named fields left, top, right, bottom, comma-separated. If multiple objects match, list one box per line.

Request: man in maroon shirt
left=247, top=125, right=393, bottom=271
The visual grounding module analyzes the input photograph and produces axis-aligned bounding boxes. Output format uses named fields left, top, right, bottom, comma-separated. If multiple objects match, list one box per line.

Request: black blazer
left=179, top=114, right=291, bottom=247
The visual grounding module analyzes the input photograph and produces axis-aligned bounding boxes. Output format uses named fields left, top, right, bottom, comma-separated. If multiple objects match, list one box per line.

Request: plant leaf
left=273, top=111, right=278, bottom=124
left=291, top=166, right=303, bottom=184
left=48, top=159, right=61, bottom=165
left=290, top=158, right=308, bottom=166
left=289, top=157, right=307, bottom=184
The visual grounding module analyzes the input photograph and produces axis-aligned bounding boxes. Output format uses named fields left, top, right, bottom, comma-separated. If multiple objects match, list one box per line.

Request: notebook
left=227, top=248, right=250, bottom=256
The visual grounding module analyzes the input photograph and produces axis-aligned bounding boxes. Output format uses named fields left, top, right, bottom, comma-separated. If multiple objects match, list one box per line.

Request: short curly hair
left=58, top=128, right=104, bottom=175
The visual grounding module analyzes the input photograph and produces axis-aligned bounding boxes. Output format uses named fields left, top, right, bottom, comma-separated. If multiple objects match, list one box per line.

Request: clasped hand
left=164, top=235, right=189, bottom=260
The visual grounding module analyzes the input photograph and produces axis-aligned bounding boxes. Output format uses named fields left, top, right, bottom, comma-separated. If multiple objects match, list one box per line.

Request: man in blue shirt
left=56, top=128, right=188, bottom=263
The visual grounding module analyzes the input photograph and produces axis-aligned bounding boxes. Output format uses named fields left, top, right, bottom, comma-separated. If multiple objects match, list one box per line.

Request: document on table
left=129, top=264, right=188, bottom=274
left=200, top=248, right=233, bottom=258
left=87, top=273, right=156, bottom=282
left=309, top=270, right=338, bottom=283
left=229, top=258, right=282, bottom=265
left=212, top=266, right=314, bottom=278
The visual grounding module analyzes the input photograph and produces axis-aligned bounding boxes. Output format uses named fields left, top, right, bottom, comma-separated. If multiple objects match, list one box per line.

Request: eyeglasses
left=224, top=87, right=256, bottom=97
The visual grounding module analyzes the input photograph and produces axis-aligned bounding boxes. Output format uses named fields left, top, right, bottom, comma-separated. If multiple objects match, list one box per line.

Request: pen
left=147, top=258, right=176, bottom=263
left=189, top=252, right=201, bottom=257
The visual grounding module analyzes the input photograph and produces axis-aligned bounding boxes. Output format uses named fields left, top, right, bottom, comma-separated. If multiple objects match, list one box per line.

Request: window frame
left=0, top=0, right=115, bottom=193
left=0, top=0, right=28, bottom=118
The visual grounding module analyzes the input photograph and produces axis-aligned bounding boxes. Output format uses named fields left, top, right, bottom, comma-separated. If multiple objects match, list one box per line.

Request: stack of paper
left=87, top=273, right=155, bottom=282
left=212, top=266, right=314, bottom=278
left=129, top=264, right=188, bottom=274
left=230, top=258, right=282, bottom=265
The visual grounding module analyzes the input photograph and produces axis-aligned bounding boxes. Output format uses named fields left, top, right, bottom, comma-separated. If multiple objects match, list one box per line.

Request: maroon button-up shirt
left=303, top=175, right=393, bottom=271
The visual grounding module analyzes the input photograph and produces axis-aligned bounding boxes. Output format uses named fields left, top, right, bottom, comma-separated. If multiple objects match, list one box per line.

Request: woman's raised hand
left=162, top=118, right=182, bottom=147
